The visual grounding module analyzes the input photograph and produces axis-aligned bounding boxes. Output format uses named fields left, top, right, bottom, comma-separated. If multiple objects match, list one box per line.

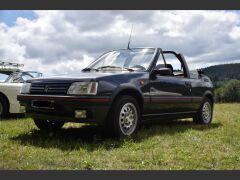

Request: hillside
left=202, top=63, right=240, bottom=102
left=203, top=63, right=240, bottom=84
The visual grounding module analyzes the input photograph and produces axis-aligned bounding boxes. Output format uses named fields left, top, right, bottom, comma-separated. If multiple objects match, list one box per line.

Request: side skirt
left=142, top=111, right=197, bottom=122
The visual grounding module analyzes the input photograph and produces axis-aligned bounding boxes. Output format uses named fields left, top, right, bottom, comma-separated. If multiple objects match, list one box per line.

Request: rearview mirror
left=153, top=68, right=172, bottom=76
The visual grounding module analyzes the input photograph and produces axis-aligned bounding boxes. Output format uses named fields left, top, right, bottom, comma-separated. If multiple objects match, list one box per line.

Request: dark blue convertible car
left=18, top=48, right=214, bottom=137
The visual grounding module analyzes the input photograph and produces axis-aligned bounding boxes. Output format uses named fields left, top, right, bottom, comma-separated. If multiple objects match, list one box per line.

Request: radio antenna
left=127, top=24, right=133, bottom=50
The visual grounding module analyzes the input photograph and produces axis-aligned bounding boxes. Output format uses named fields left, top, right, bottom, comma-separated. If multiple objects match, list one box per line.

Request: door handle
left=185, top=82, right=192, bottom=92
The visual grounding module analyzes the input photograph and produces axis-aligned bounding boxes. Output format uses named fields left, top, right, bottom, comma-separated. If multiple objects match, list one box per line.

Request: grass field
left=0, top=103, right=240, bottom=170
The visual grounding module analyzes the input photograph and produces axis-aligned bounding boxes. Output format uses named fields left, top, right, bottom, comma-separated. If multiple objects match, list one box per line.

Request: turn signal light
left=75, top=110, right=87, bottom=118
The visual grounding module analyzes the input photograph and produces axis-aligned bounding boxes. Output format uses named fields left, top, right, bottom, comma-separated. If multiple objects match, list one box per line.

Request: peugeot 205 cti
left=17, top=48, right=214, bottom=137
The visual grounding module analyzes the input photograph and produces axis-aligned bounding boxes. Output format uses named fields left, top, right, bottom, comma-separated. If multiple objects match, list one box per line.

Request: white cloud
left=229, top=26, right=240, bottom=40
left=0, top=10, right=240, bottom=76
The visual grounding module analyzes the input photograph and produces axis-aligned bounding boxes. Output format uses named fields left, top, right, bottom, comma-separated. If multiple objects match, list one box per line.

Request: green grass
left=0, top=103, right=240, bottom=170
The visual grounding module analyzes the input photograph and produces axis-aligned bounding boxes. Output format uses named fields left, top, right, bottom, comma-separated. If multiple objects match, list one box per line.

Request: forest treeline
left=203, top=63, right=240, bottom=102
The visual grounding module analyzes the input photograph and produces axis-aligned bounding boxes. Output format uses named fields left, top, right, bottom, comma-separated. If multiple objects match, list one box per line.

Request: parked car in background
left=0, top=62, right=42, bottom=118
left=18, top=48, right=214, bottom=137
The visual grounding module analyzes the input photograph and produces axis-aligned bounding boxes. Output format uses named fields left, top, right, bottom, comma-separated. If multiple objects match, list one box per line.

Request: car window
left=27, top=72, right=42, bottom=78
left=4, top=71, right=39, bottom=83
left=0, top=73, right=9, bottom=82
left=21, top=74, right=33, bottom=81
left=155, top=52, right=186, bottom=77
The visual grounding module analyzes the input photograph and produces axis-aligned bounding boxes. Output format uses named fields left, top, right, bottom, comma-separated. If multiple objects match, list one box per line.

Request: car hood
left=0, top=82, right=23, bottom=87
left=27, top=71, right=146, bottom=83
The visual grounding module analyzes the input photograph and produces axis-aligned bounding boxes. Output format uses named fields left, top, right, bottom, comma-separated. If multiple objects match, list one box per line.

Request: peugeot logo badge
left=44, top=85, right=49, bottom=93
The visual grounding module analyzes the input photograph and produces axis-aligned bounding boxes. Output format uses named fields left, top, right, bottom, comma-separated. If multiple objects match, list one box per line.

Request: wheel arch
left=110, top=85, right=144, bottom=113
left=203, top=90, right=214, bottom=105
left=0, top=92, right=10, bottom=113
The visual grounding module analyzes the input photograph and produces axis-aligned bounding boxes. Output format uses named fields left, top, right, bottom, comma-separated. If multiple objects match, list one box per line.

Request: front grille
left=30, top=82, right=71, bottom=95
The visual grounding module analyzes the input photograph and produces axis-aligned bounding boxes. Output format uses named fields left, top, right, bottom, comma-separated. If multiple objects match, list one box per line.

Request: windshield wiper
left=122, top=67, right=135, bottom=72
left=83, top=66, right=135, bottom=72
left=82, top=67, right=99, bottom=72
left=97, top=65, right=122, bottom=70
left=97, top=66, right=135, bottom=72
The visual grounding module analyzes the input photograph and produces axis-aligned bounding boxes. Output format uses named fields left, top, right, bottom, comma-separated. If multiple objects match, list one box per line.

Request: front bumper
left=17, top=94, right=111, bottom=124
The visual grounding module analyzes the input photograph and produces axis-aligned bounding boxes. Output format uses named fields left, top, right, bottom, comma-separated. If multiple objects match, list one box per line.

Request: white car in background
left=0, top=63, right=42, bottom=118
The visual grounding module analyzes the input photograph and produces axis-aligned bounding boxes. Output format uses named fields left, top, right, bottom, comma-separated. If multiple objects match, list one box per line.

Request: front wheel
left=193, top=98, right=213, bottom=124
left=105, top=95, right=141, bottom=138
left=33, top=119, right=65, bottom=131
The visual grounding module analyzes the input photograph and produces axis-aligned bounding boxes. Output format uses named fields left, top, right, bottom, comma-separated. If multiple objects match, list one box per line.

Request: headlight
left=67, top=82, right=98, bottom=95
left=20, top=83, right=31, bottom=94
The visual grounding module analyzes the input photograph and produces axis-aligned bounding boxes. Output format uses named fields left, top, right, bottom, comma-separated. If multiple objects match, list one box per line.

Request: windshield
left=86, top=48, right=156, bottom=71
left=4, top=71, right=42, bottom=83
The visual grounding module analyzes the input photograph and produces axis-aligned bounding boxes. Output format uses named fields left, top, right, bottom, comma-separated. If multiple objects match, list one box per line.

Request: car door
left=148, top=51, right=192, bottom=115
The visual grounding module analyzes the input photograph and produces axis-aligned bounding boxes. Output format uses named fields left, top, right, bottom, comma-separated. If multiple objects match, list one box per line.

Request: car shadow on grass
left=136, top=120, right=222, bottom=140
left=10, top=119, right=222, bottom=152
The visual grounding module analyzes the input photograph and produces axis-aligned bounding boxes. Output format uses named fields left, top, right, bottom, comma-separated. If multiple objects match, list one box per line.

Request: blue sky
left=0, top=10, right=36, bottom=26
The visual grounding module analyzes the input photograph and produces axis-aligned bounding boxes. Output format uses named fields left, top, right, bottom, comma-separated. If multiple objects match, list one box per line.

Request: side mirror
left=153, top=68, right=172, bottom=76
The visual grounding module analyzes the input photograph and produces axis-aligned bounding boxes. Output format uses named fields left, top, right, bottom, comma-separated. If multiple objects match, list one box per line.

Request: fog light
left=20, top=105, right=26, bottom=113
left=75, top=110, right=87, bottom=118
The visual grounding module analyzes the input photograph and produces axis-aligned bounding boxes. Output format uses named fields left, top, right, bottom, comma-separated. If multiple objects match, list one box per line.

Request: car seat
left=155, top=64, right=174, bottom=75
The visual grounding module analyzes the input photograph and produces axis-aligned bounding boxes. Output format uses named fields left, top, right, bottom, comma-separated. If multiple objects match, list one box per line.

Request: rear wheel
left=104, top=95, right=141, bottom=138
left=33, top=119, right=65, bottom=131
left=193, top=98, right=213, bottom=124
left=0, top=96, right=8, bottom=118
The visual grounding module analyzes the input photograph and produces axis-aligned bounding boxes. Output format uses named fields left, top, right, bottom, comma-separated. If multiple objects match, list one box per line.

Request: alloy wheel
left=202, top=101, right=212, bottom=123
left=119, top=102, right=138, bottom=136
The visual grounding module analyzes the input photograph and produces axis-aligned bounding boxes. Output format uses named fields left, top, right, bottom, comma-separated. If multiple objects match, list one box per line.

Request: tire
left=33, top=118, right=65, bottom=131
left=193, top=98, right=213, bottom=124
left=104, top=95, right=141, bottom=138
left=0, top=96, right=8, bottom=118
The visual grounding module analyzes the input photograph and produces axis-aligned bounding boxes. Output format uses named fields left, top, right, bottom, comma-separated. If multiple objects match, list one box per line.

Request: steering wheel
left=130, top=65, right=146, bottom=71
